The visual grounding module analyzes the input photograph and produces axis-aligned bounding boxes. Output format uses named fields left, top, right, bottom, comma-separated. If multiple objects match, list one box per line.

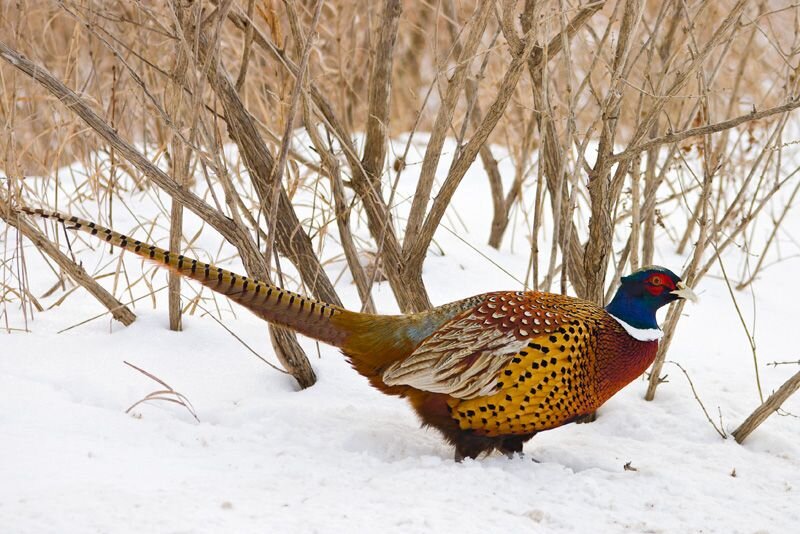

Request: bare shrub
left=1, top=0, right=800, bottom=431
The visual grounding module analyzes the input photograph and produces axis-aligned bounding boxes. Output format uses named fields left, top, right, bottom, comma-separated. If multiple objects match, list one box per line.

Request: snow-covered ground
left=1, top=139, right=799, bottom=533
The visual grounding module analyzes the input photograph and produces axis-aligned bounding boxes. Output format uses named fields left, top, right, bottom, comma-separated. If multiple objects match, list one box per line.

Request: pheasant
left=16, top=207, right=697, bottom=460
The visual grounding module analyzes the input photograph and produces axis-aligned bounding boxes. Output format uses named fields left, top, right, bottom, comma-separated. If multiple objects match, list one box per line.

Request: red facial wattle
left=645, top=285, right=663, bottom=296
left=644, top=274, right=675, bottom=296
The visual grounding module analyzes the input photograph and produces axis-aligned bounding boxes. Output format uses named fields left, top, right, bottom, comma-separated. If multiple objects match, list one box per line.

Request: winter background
left=1, top=135, right=799, bottom=533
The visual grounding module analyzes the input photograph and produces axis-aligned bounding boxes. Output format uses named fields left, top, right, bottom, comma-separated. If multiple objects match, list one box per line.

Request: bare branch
left=403, top=0, right=493, bottom=251
left=361, top=0, right=402, bottom=182
left=611, top=98, right=800, bottom=165
left=732, top=371, right=800, bottom=444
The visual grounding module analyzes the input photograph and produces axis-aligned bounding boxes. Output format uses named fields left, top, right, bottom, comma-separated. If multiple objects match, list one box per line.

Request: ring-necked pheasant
left=16, top=207, right=697, bottom=460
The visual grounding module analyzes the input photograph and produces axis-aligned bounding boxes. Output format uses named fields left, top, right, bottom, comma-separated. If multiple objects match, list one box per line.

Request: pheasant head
left=605, top=266, right=698, bottom=333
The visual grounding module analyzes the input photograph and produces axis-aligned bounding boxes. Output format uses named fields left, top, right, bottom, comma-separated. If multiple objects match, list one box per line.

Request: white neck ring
left=608, top=313, right=664, bottom=342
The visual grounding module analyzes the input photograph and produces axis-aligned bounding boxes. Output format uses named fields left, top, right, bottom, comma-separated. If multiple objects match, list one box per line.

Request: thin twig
left=667, top=360, right=727, bottom=439
left=124, top=360, right=200, bottom=422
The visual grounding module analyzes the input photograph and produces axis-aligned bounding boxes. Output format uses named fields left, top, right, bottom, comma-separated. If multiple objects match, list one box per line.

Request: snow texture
left=1, top=138, right=799, bottom=533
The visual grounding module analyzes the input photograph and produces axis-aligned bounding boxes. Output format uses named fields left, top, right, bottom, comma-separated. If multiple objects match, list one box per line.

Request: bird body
left=16, top=207, right=696, bottom=460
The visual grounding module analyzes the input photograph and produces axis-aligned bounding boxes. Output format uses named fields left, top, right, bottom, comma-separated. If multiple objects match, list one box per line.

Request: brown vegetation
left=2, top=0, right=800, bottom=438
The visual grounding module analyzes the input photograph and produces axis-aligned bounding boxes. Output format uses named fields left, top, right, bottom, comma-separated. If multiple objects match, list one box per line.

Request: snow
left=2, top=138, right=799, bottom=533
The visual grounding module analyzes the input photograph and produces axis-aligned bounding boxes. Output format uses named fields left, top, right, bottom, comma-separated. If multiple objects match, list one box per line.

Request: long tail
left=17, top=207, right=363, bottom=348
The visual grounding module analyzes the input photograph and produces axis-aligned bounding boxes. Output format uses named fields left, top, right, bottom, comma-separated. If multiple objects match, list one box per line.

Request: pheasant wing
left=382, top=309, right=526, bottom=399
left=382, top=291, right=601, bottom=400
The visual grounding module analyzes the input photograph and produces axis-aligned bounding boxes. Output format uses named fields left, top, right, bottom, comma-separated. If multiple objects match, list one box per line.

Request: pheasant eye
left=650, top=276, right=662, bottom=286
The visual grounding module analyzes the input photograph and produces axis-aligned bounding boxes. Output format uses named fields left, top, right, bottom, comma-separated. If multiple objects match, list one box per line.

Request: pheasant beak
left=671, top=281, right=698, bottom=302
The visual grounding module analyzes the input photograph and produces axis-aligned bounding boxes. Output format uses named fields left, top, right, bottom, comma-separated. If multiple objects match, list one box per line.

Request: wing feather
left=382, top=291, right=603, bottom=400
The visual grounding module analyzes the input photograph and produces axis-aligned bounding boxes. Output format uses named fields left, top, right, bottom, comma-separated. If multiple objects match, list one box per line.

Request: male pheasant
left=16, top=207, right=696, bottom=460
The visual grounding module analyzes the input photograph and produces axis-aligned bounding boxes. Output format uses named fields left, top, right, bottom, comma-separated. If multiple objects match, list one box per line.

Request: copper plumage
left=17, top=207, right=695, bottom=461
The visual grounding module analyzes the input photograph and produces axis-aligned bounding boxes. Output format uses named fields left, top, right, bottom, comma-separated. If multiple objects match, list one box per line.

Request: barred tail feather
left=18, top=207, right=355, bottom=347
